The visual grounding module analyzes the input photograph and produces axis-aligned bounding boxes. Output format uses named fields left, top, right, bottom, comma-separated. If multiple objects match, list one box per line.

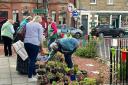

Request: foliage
left=83, top=78, right=97, bottom=85
left=116, top=63, right=126, bottom=79
left=75, top=39, right=98, bottom=58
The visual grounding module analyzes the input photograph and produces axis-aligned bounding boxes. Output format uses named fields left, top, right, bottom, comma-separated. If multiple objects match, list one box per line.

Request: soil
left=73, top=56, right=110, bottom=84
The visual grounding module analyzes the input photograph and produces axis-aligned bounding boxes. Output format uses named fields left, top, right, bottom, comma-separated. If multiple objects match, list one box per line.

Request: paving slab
left=0, top=78, right=11, bottom=85
left=0, top=68, right=10, bottom=73
left=0, top=73, right=11, bottom=79
left=12, top=77, right=28, bottom=84
left=11, top=72, right=27, bottom=78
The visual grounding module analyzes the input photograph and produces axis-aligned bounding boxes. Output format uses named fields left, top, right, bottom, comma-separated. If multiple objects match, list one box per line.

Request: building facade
left=78, top=0, right=128, bottom=34
left=48, top=0, right=72, bottom=25
left=0, top=0, right=77, bottom=26
left=0, top=0, right=44, bottom=22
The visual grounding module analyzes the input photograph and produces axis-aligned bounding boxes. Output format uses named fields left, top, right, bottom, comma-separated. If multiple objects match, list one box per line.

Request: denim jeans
left=24, top=43, right=39, bottom=78
left=64, top=53, right=73, bottom=68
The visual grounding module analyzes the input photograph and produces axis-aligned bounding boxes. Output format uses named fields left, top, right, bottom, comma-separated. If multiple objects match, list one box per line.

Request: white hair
left=50, top=42, right=58, bottom=50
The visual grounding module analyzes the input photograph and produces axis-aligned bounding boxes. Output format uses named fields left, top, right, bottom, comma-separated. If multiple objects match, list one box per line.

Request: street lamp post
left=73, top=0, right=77, bottom=28
left=36, top=0, right=39, bottom=15
left=42, top=0, right=48, bottom=19
left=37, top=0, right=39, bottom=9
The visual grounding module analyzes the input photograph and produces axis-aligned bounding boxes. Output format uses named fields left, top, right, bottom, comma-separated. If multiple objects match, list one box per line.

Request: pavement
left=0, top=55, right=36, bottom=85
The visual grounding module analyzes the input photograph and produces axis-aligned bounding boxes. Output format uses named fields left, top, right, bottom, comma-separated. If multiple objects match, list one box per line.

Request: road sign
left=72, top=10, right=79, bottom=17
left=32, top=9, right=48, bottom=14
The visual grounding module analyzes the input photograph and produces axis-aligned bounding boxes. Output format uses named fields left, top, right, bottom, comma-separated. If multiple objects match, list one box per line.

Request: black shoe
left=5, top=54, right=8, bottom=57
left=9, top=54, right=12, bottom=57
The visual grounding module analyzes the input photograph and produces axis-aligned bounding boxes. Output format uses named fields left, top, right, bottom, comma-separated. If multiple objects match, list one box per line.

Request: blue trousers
left=64, top=53, right=73, bottom=68
left=24, top=43, right=39, bottom=78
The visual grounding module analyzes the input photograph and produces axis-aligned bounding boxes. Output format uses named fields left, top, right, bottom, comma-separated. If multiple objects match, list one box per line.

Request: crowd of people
left=0, top=15, right=79, bottom=82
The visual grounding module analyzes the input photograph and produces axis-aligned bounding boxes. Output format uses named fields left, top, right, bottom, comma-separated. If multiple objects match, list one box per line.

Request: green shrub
left=83, top=78, right=97, bottom=85
left=75, top=39, right=97, bottom=58
left=116, top=63, right=126, bottom=79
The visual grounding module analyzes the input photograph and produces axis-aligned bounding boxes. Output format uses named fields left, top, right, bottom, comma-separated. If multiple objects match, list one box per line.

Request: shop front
left=96, top=12, right=128, bottom=29
left=121, top=15, right=128, bottom=29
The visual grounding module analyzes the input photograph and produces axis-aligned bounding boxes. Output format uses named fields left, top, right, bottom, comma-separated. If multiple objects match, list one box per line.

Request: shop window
left=121, top=16, right=128, bottom=28
left=107, top=0, right=113, bottom=5
left=90, top=0, right=96, bottom=4
left=98, top=15, right=110, bottom=25
left=13, top=10, right=19, bottom=22
left=59, top=15, right=63, bottom=24
left=0, top=11, right=8, bottom=18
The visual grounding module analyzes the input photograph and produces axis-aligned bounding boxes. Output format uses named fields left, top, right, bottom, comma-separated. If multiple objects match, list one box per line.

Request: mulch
left=73, top=56, right=110, bottom=84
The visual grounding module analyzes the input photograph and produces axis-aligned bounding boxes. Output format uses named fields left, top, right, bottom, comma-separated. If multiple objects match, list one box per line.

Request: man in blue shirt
left=46, top=38, right=79, bottom=68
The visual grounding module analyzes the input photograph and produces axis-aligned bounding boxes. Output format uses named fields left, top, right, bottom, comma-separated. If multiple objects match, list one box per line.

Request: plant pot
left=81, top=70, right=87, bottom=77
left=51, top=69, right=57, bottom=74
left=49, top=77, right=56, bottom=84
left=36, top=69, right=46, bottom=75
left=70, top=74, right=76, bottom=81
left=37, top=75, right=42, bottom=80
left=46, top=66, right=50, bottom=72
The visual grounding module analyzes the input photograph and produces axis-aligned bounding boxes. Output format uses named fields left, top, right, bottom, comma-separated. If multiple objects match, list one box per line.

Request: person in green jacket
left=1, top=19, right=15, bottom=56
left=47, top=17, right=58, bottom=51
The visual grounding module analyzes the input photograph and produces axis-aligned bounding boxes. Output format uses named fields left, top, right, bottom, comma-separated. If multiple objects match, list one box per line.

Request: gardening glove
left=45, top=49, right=57, bottom=62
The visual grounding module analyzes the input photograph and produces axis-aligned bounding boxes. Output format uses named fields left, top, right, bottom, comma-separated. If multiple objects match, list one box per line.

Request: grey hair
left=32, top=15, right=42, bottom=22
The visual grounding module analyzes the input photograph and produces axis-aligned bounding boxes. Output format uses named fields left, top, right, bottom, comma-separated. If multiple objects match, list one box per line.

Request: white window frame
left=90, top=0, right=96, bottom=4
left=51, top=11, right=56, bottom=22
left=107, top=0, right=113, bottom=5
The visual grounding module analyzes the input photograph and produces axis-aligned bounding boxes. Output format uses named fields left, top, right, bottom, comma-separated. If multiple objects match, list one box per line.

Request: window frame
left=107, top=0, right=113, bottom=5
left=51, top=11, right=56, bottom=22
left=90, top=0, right=96, bottom=4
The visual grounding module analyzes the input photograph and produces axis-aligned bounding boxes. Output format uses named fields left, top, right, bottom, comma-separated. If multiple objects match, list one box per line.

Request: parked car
left=69, top=27, right=83, bottom=38
left=57, top=25, right=83, bottom=38
left=90, top=24, right=125, bottom=37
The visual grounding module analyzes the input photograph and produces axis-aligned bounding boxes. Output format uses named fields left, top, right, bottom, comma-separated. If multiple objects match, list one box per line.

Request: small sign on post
left=72, top=10, right=78, bottom=17
left=32, top=9, right=48, bottom=14
left=112, top=39, right=118, bottom=47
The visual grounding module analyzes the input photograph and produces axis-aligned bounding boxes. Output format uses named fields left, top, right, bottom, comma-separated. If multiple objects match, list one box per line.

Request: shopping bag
left=37, top=53, right=49, bottom=62
left=12, top=40, right=28, bottom=61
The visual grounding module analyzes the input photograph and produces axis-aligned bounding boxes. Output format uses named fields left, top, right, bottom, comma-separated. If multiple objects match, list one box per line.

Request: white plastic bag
left=37, top=53, right=49, bottom=61
left=12, top=40, right=28, bottom=61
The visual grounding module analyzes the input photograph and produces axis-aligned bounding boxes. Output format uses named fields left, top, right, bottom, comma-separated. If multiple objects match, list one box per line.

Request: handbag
left=17, top=25, right=26, bottom=41
left=12, top=40, right=28, bottom=61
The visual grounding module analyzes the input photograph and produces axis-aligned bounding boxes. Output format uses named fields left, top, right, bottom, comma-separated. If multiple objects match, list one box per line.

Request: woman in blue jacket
left=47, top=38, right=79, bottom=68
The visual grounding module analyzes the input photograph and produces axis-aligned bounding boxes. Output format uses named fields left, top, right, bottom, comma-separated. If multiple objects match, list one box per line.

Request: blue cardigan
left=47, top=38, right=79, bottom=61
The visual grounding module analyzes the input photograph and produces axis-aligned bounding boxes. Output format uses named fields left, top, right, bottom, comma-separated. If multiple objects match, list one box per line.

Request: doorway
left=81, top=15, right=88, bottom=35
left=0, top=11, right=8, bottom=43
left=112, top=15, right=119, bottom=28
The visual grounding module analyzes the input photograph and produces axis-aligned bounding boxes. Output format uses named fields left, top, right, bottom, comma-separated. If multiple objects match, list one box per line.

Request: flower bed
left=36, top=54, right=97, bottom=85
